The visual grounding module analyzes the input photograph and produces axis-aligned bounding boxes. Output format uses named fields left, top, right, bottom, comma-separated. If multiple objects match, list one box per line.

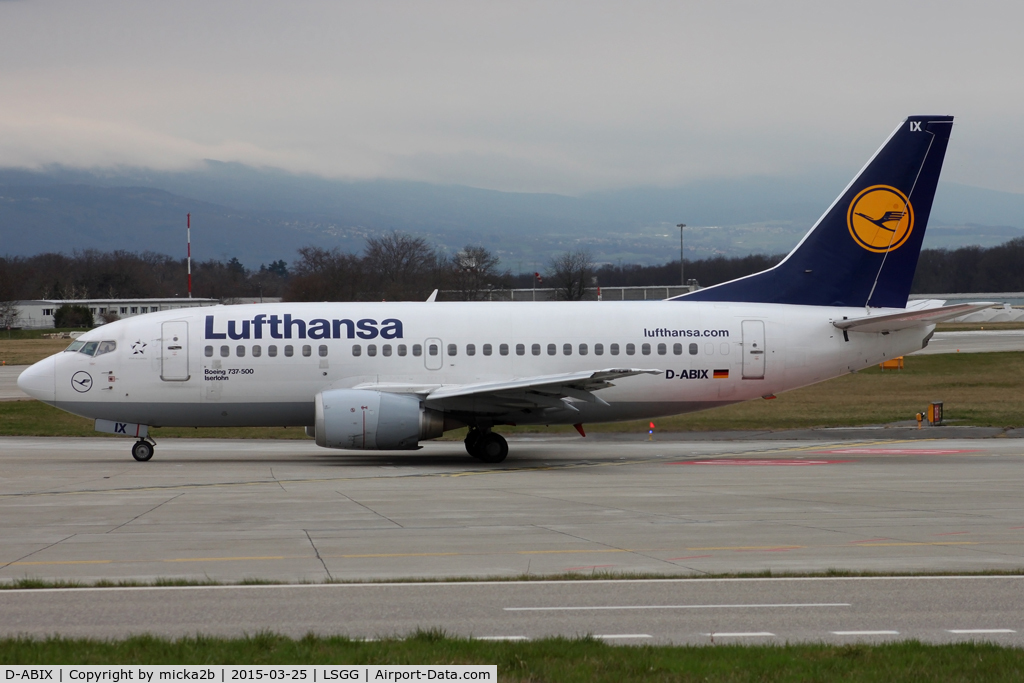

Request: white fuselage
left=24, top=300, right=931, bottom=431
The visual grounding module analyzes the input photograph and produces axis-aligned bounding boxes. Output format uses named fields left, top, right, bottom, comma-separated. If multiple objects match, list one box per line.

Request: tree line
left=3, top=235, right=1024, bottom=308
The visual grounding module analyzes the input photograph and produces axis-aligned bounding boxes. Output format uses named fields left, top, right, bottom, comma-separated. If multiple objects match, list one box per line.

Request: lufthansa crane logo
left=847, top=185, right=914, bottom=253
left=71, top=371, right=93, bottom=393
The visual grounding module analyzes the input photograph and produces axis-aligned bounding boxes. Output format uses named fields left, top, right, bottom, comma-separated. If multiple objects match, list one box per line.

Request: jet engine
left=313, top=389, right=444, bottom=450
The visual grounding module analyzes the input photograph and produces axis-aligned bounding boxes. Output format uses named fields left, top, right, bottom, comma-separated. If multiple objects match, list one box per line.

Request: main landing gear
left=131, top=438, right=156, bottom=462
left=465, top=429, right=508, bottom=463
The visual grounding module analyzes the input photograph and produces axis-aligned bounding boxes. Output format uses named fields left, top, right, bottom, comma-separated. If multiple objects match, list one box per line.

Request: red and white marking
left=672, top=459, right=851, bottom=466
left=815, top=448, right=978, bottom=455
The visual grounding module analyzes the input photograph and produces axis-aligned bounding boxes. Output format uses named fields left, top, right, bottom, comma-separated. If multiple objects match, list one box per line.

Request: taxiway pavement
left=2, top=435, right=1024, bottom=585
left=913, top=329, right=1024, bottom=355
left=0, top=366, right=29, bottom=401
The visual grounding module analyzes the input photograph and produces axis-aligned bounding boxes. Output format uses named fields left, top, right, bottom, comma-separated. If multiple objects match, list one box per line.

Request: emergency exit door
left=161, top=321, right=190, bottom=381
left=424, top=338, right=444, bottom=370
left=741, top=320, right=765, bottom=379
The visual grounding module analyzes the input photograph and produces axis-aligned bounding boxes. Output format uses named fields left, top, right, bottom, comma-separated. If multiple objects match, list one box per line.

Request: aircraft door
left=741, top=320, right=765, bottom=379
left=424, top=338, right=443, bottom=370
left=161, top=321, right=190, bottom=381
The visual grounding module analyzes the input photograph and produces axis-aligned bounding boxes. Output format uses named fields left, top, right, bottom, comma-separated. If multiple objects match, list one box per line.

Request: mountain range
left=1, top=163, right=1022, bottom=269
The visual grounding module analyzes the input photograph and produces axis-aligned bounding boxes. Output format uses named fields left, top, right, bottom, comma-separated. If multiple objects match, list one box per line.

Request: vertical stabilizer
left=675, top=116, right=953, bottom=308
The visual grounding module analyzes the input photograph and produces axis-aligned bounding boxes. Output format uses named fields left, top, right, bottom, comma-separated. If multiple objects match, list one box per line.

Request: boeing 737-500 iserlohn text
left=18, top=116, right=991, bottom=463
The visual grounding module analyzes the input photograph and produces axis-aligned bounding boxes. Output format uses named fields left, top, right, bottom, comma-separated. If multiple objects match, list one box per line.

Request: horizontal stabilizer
left=833, top=303, right=995, bottom=333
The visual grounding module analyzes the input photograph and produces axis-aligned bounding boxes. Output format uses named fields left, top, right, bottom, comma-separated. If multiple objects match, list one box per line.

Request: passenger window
left=516, top=344, right=526, bottom=356
left=482, top=344, right=492, bottom=356
left=610, top=343, right=620, bottom=356
left=81, top=341, right=99, bottom=356
left=204, top=345, right=213, bottom=357
left=302, top=345, right=312, bottom=357
left=284, top=345, right=294, bottom=357
left=253, top=345, right=262, bottom=357
left=563, top=343, right=572, bottom=356
left=220, top=345, right=229, bottom=357
left=594, top=343, right=603, bottom=356
left=65, top=340, right=86, bottom=353
left=428, top=344, right=438, bottom=356
left=367, top=344, right=377, bottom=357
left=95, top=341, right=117, bottom=356
left=397, top=344, right=407, bottom=356
left=720, top=342, right=730, bottom=355
left=318, top=345, right=328, bottom=357
left=673, top=343, right=682, bottom=355
left=382, top=344, right=392, bottom=357
left=448, top=343, right=457, bottom=356
left=579, top=343, right=588, bottom=356
left=269, top=345, right=278, bottom=357
left=466, top=344, right=476, bottom=356
left=500, top=344, right=509, bottom=356
left=689, top=343, right=698, bottom=355
left=547, top=343, right=556, bottom=356
left=657, top=343, right=666, bottom=355
left=642, top=343, right=651, bottom=355
left=531, top=344, right=540, bottom=356
left=352, top=345, right=361, bottom=357
left=236, top=345, right=246, bottom=357
left=705, top=342, right=714, bottom=355
left=626, top=343, right=635, bottom=355
left=413, top=344, right=423, bottom=357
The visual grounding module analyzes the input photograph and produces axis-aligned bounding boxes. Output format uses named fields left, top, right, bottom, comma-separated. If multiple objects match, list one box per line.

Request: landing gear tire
left=475, top=433, right=508, bottom=464
left=132, top=440, right=154, bottom=462
left=464, top=430, right=483, bottom=458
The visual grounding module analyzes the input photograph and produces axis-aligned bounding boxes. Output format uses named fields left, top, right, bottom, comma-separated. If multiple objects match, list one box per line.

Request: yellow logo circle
left=847, top=185, right=914, bottom=253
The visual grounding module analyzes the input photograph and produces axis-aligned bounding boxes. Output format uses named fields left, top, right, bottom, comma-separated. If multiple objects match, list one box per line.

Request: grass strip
left=3, top=352, right=1024, bottom=437
left=1, top=632, right=1023, bottom=680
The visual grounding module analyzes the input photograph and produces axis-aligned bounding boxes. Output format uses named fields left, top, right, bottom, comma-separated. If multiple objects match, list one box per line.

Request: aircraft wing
left=833, top=303, right=996, bottom=334
left=422, top=368, right=662, bottom=413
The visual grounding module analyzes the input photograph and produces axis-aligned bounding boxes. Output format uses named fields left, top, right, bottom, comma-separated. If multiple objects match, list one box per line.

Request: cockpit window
left=65, top=340, right=86, bottom=353
left=80, top=341, right=99, bottom=356
left=94, top=341, right=117, bottom=357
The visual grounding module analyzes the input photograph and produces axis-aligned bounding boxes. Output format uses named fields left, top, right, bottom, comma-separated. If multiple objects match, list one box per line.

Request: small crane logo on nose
left=71, top=371, right=93, bottom=393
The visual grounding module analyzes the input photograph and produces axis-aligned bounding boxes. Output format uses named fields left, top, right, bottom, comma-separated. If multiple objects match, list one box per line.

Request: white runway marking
left=474, top=636, right=529, bottom=641
left=705, top=632, right=775, bottom=637
left=596, top=634, right=652, bottom=640
left=947, top=629, right=1016, bottom=634
left=504, top=603, right=850, bottom=611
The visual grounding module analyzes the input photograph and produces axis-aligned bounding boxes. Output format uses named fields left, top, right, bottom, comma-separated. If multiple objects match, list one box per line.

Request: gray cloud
left=0, top=0, right=1021, bottom=193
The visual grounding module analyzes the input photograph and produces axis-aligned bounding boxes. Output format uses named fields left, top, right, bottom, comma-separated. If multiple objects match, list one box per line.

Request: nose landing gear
left=131, top=438, right=156, bottom=462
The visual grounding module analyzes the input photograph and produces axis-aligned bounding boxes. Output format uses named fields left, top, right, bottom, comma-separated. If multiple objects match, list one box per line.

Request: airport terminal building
left=6, top=298, right=219, bottom=329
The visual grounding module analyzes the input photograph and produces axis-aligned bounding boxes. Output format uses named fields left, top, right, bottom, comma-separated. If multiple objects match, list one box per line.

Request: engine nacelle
left=314, top=389, right=444, bottom=450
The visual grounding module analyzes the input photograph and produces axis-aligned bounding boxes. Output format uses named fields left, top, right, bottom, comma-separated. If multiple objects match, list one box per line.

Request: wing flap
left=423, top=368, right=661, bottom=411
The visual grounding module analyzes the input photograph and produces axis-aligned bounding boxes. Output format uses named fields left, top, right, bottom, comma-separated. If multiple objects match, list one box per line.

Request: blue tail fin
left=674, top=116, right=953, bottom=308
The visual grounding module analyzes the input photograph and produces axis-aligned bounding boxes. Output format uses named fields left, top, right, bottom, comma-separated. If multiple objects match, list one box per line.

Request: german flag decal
left=713, top=369, right=729, bottom=379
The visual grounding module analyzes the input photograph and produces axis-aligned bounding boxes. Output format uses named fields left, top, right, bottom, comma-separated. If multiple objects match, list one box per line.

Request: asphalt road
left=3, top=576, right=1024, bottom=644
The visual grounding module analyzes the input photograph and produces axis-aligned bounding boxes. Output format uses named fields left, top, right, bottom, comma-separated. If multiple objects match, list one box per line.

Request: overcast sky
left=1, top=0, right=1022, bottom=194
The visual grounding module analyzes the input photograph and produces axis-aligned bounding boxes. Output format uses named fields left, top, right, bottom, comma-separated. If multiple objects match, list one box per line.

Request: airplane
left=18, top=115, right=992, bottom=464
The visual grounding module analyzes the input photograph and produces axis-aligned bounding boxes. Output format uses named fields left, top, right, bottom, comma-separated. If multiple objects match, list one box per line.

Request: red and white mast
left=187, top=213, right=192, bottom=299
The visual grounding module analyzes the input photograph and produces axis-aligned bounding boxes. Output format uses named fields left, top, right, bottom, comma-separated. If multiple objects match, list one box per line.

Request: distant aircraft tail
left=674, top=115, right=954, bottom=308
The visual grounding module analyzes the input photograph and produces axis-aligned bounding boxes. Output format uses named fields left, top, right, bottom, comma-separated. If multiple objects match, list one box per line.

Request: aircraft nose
left=17, top=356, right=56, bottom=403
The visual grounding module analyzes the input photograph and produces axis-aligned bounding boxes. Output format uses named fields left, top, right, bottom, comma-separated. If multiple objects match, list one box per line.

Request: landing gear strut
left=465, top=429, right=508, bottom=463
left=131, top=439, right=155, bottom=462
